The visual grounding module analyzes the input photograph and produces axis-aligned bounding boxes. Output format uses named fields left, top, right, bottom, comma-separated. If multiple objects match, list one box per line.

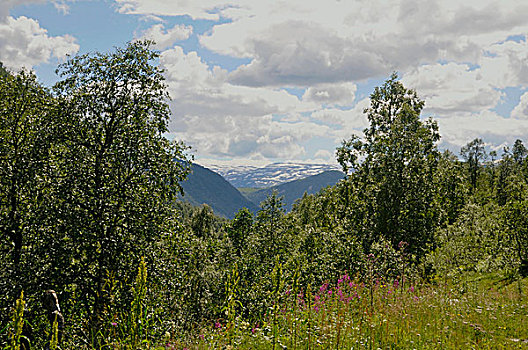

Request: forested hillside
left=2, top=45, right=528, bottom=349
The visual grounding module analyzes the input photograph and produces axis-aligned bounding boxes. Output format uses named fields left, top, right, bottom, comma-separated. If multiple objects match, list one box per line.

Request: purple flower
left=111, top=322, right=117, bottom=327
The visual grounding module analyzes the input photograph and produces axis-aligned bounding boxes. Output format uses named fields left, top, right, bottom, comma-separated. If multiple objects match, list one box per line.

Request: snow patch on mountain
left=205, top=162, right=341, bottom=188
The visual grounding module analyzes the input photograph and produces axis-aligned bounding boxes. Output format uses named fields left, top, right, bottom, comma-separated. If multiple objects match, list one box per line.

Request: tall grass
left=185, top=272, right=528, bottom=349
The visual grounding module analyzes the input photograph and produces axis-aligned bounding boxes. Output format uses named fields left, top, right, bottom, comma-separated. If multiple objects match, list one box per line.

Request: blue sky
left=2, top=0, right=528, bottom=166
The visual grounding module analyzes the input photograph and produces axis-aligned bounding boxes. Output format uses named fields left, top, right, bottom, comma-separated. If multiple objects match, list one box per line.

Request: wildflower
left=215, top=322, right=222, bottom=329
left=199, top=334, right=205, bottom=340
left=409, top=286, right=415, bottom=293
left=398, top=241, right=408, bottom=250
left=111, top=322, right=117, bottom=326
left=393, top=279, right=399, bottom=289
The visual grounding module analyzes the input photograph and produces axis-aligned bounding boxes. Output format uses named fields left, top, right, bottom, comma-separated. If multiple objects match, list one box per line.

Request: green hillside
left=180, top=163, right=259, bottom=218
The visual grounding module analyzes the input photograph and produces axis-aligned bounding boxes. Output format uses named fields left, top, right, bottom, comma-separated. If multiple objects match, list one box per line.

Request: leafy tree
left=228, top=207, right=254, bottom=256
left=460, top=138, right=487, bottom=192
left=504, top=199, right=528, bottom=276
left=434, top=150, right=468, bottom=225
left=256, top=191, right=286, bottom=257
left=50, top=40, right=190, bottom=323
left=0, top=70, right=56, bottom=310
left=512, top=139, right=527, bottom=164
left=0, top=62, right=8, bottom=77
left=337, top=73, right=440, bottom=257
left=191, top=204, right=216, bottom=238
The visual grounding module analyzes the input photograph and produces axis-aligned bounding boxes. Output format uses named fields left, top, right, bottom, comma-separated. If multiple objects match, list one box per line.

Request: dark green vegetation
left=2, top=50, right=528, bottom=349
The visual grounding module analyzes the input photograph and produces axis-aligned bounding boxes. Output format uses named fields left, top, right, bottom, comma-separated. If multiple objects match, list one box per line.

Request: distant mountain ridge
left=206, top=162, right=341, bottom=188
left=244, top=170, right=344, bottom=211
left=179, top=163, right=258, bottom=219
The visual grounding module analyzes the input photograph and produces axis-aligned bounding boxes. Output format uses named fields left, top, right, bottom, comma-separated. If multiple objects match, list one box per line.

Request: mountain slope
left=180, top=164, right=258, bottom=218
left=207, top=162, right=341, bottom=188
left=245, top=170, right=344, bottom=211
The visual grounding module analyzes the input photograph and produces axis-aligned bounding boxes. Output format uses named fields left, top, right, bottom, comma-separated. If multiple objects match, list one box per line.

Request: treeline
left=1, top=44, right=528, bottom=348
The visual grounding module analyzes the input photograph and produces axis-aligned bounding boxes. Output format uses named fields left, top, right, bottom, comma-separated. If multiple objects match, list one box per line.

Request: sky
left=2, top=0, right=528, bottom=167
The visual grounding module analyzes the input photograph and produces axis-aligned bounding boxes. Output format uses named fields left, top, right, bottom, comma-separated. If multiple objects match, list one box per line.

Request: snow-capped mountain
left=205, top=162, right=342, bottom=188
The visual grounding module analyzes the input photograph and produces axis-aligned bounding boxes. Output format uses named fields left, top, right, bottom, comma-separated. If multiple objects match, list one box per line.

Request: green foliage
left=227, top=208, right=253, bottom=255
left=427, top=202, right=514, bottom=278
left=0, top=70, right=56, bottom=305
left=4, top=60, right=528, bottom=348
left=337, top=72, right=440, bottom=258
left=47, top=40, right=191, bottom=328
left=460, top=138, right=487, bottom=193
left=504, top=199, right=528, bottom=276
left=434, top=150, right=468, bottom=226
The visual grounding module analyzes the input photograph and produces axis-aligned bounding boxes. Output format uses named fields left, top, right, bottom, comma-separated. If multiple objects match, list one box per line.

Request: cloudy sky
left=2, top=0, right=528, bottom=166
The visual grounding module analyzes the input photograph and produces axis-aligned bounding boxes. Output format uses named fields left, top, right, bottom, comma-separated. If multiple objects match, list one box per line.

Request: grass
left=6, top=266, right=528, bottom=349
left=177, top=273, right=528, bottom=349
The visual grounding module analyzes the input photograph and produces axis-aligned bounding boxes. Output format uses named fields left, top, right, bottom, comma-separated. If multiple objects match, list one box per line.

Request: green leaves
left=337, top=73, right=440, bottom=258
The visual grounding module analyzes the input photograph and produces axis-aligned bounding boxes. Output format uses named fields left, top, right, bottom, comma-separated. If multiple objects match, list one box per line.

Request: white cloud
left=0, top=15, right=79, bottom=70
left=511, top=92, right=528, bottom=120
left=303, top=82, right=356, bottom=107
left=480, top=39, right=528, bottom=88
left=140, top=23, right=192, bottom=50
left=160, top=46, right=331, bottom=161
left=114, top=0, right=528, bottom=163
left=0, top=0, right=45, bottom=19
left=113, top=1, right=528, bottom=89
left=437, top=110, right=528, bottom=149
left=402, top=63, right=503, bottom=113
left=115, top=0, right=238, bottom=20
